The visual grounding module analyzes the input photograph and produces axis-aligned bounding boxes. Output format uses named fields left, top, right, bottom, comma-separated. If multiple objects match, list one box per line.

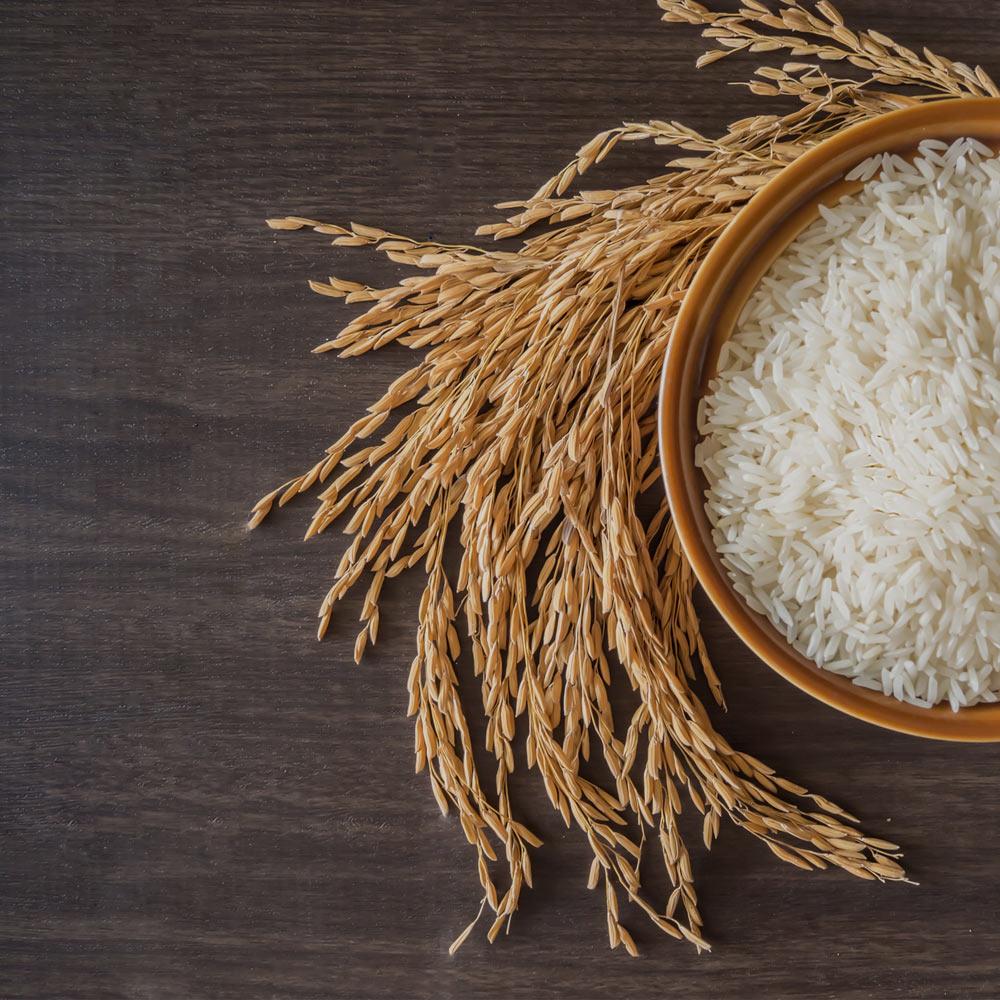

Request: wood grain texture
left=4, top=2, right=1000, bottom=997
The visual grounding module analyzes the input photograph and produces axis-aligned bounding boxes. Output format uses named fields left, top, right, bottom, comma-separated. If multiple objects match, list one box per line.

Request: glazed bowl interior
left=660, top=97, right=1000, bottom=742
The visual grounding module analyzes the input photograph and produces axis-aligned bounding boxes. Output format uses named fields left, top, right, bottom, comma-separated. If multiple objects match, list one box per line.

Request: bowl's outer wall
left=660, top=98, right=1000, bottom=741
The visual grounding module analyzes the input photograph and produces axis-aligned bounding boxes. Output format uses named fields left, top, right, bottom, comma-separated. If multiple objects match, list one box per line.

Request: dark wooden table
left=5, top=2, right=1000, bottom=997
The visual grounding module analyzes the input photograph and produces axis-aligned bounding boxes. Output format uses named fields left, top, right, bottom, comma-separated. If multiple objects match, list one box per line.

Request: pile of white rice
left=696, top=137, right=1000, bottom=711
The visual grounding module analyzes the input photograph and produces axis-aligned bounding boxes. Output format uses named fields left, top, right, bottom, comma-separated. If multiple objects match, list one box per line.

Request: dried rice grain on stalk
left=247, top=0, right=992, bottom=953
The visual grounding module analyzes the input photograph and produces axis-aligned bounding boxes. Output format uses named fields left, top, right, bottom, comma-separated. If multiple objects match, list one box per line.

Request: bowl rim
left=659, top=96, right=1000, bottom=742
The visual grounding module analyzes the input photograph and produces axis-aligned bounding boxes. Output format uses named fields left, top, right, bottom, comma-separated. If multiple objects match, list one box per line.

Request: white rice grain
left=696, top=138, right=1000, bottom=710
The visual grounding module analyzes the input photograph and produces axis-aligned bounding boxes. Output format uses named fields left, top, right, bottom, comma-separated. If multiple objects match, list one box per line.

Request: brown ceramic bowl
left=660, top=97, right=1000, bottom=742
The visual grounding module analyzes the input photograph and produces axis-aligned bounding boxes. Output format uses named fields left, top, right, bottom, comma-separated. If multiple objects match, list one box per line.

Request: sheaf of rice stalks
left=251, top=0, right=995, bottom=955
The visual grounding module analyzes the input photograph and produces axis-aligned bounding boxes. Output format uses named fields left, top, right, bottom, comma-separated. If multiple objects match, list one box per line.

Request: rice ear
left=243, top=0, right=962, bottom=953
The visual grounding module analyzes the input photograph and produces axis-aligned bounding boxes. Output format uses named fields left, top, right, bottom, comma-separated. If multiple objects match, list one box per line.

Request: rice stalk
left=250, top=1, right=987, bottom=953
